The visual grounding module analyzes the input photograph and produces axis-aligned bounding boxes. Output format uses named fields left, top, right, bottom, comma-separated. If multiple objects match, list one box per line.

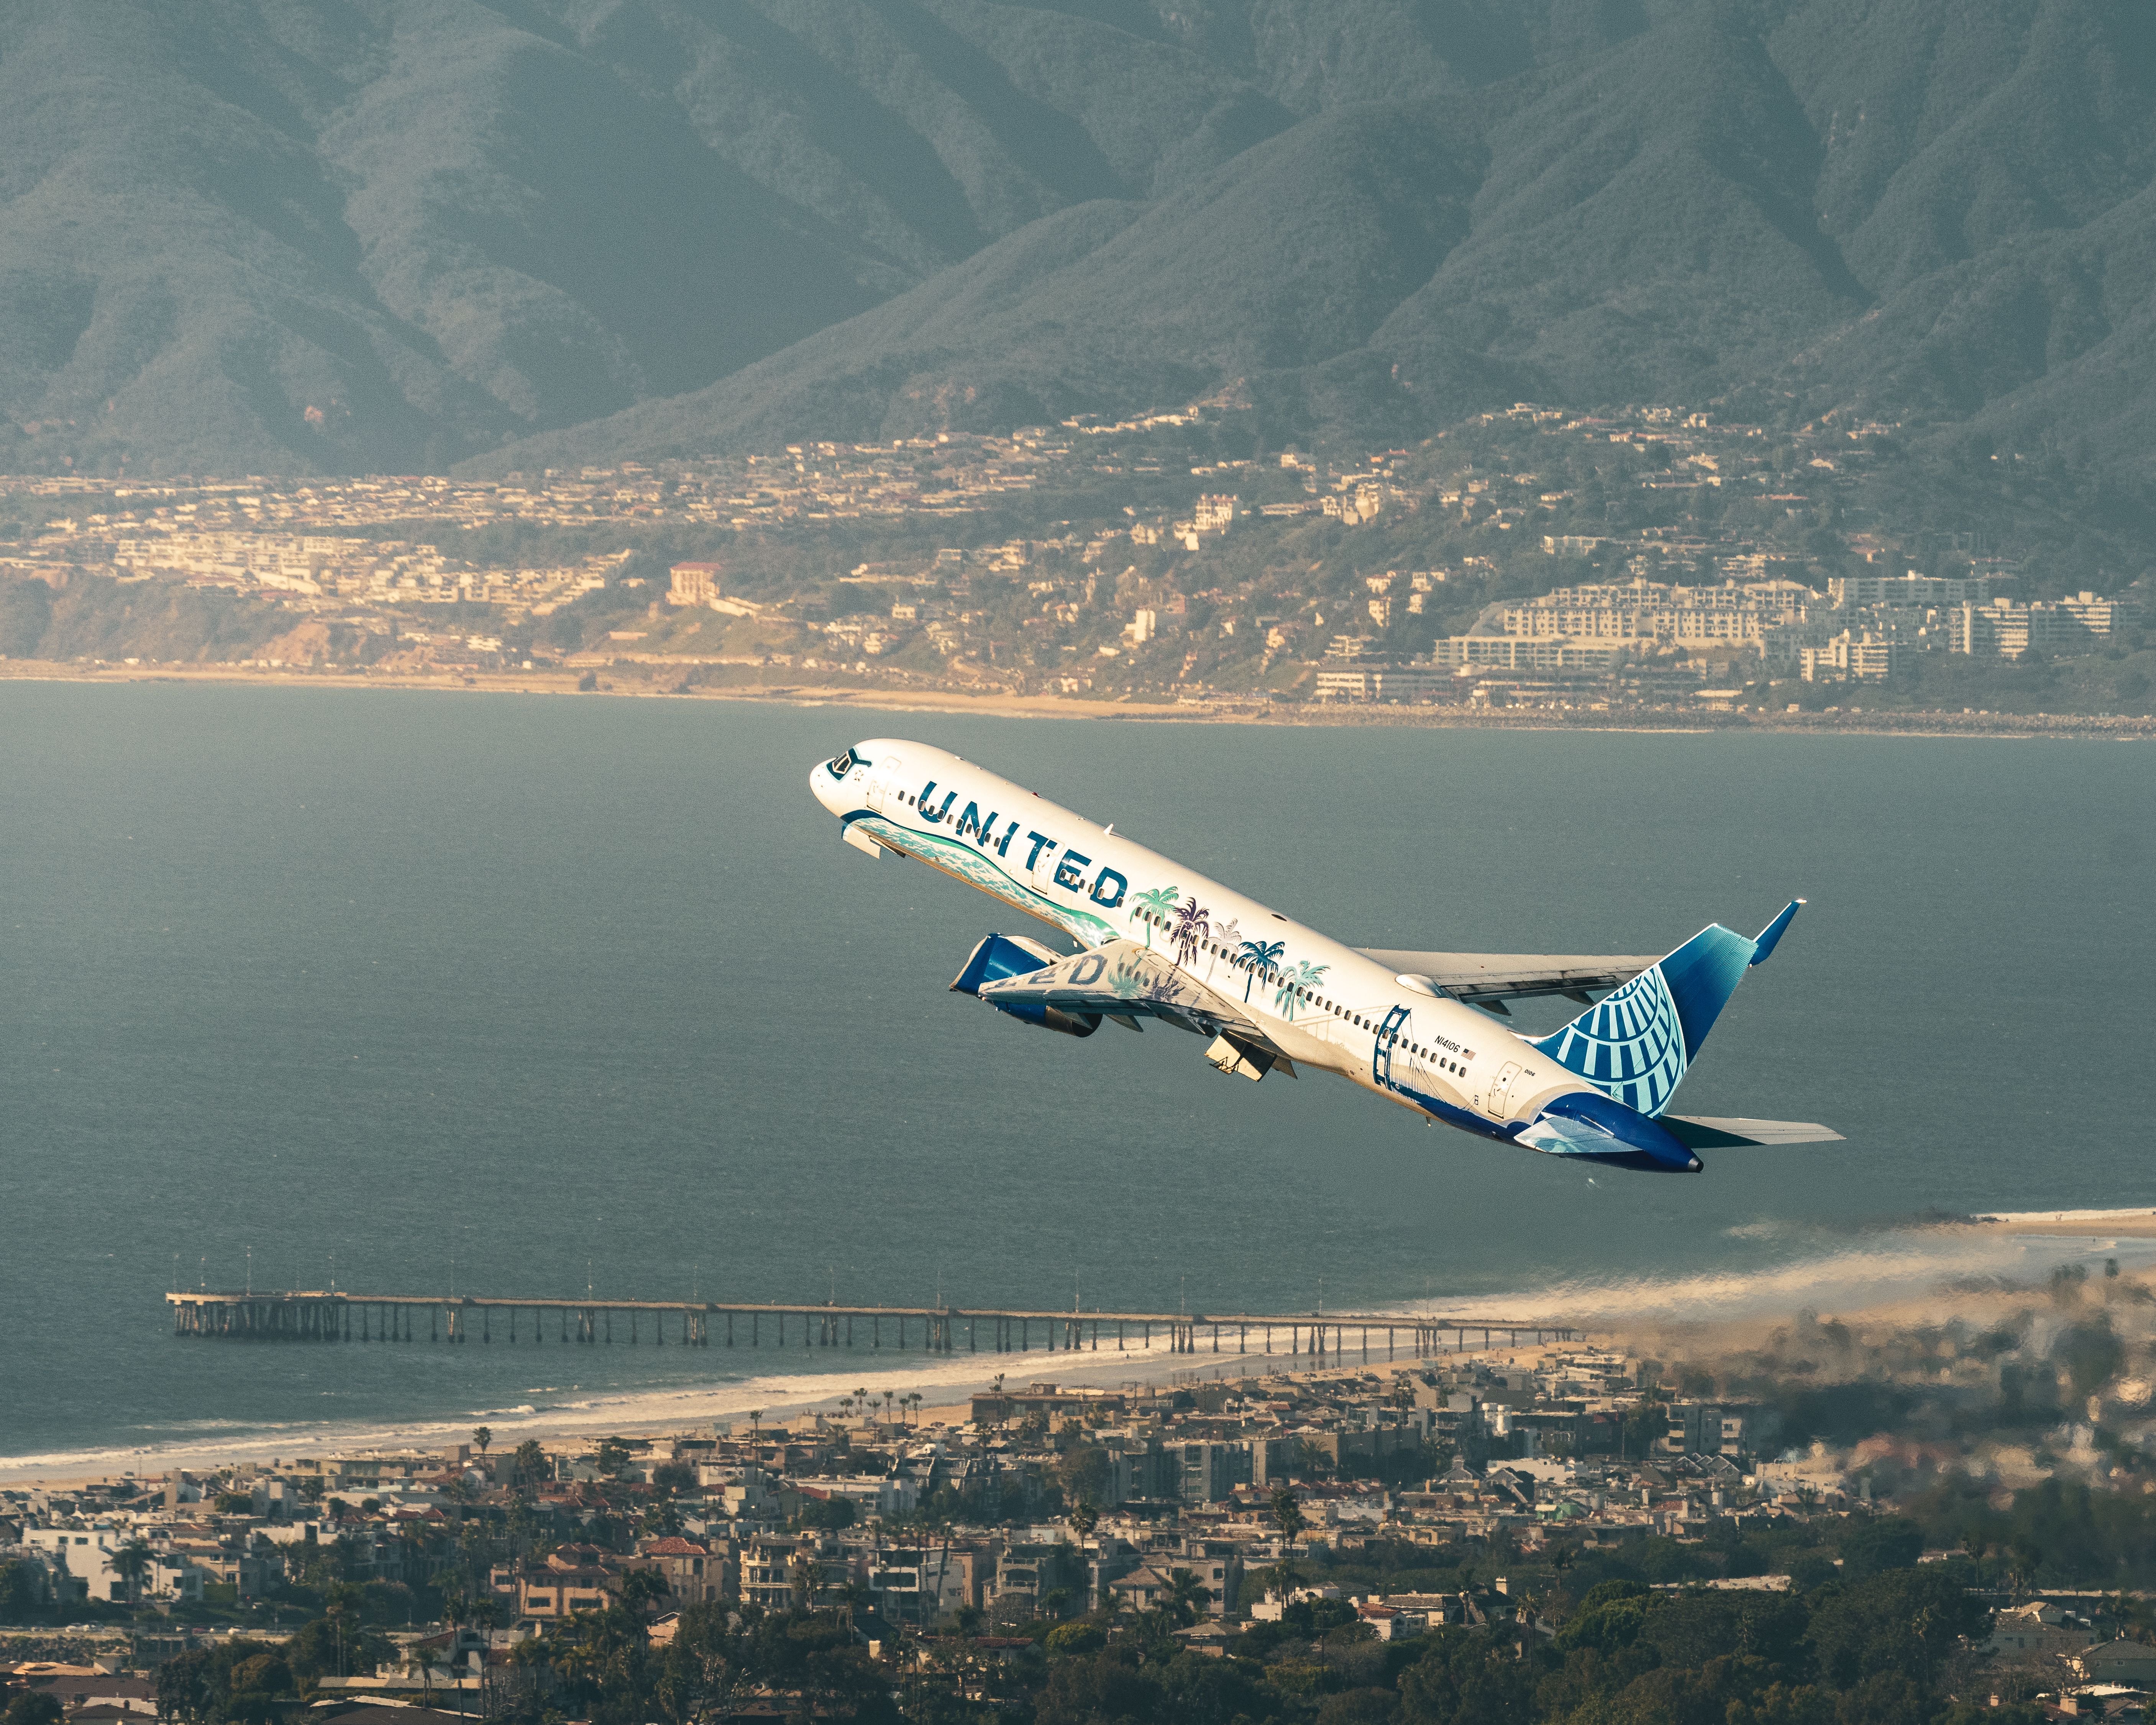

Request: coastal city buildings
left=10, top=1308, right=2156, bottom=1720
left=0, top=400, right=2145, bottom=717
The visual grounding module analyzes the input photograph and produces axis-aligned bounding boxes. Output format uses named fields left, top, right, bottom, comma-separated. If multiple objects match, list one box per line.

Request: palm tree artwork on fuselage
left=1274, top=959, right=1328, bottom=1020
left=1238, top=938, right=1285, bottom=1002
left=1132, top=886, right=1178, bottom=946
left=1170, top=898, right=1210, bottom=968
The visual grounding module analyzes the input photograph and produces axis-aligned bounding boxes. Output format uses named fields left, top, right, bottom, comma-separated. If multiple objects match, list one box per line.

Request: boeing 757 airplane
left=811, top=740, right=1839, bottom=1174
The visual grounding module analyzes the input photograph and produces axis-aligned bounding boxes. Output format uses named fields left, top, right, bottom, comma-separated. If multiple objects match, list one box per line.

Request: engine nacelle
left=989, top=1000, right=1100, bottom=1037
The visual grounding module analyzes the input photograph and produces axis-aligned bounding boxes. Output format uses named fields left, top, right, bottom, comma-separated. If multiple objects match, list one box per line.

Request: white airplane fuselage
left=811, top=737, right=1639, bottom=1155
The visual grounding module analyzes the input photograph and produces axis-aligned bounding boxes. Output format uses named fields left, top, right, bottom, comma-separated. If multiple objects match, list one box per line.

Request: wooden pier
left=164, top=1290, right=1575, bottom=1361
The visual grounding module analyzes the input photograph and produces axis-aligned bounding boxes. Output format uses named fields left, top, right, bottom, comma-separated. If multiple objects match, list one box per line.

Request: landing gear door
left=867, top=756, right=899, bottom=812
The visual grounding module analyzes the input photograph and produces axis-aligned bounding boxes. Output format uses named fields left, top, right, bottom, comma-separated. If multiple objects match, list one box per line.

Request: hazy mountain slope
left=1764, top=0, right=2156, bottom=475
left=482, top=0, right=2156, bottom=478
left=0, top=1, right=899, bottom=473
left=0, top=3, right=486, bottom=475
left=463, top=100, right=1483, bottom=467
left=1372, top=3, right=1873, bottom=410
left=7, top=0, right=2152, bottom=476
left=0, top=0, right=1310, bottom=474
left=568, top=0, right=1296, bottom=274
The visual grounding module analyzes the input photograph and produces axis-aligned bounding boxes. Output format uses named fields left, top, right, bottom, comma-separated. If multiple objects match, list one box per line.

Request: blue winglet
left=1749, top=899, right=1804, bottom=967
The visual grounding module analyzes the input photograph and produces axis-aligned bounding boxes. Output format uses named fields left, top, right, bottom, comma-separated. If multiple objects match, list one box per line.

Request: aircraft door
left=1483, top=1061, right=1522, bottom=1118
left=866, top=756, right=899, bottom=812
left=1374, top=1004, right=1411, bottom=1090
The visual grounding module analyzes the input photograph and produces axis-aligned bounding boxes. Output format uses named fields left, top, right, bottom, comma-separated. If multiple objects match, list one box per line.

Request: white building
left=1497, top=579, right=1820, bottom=647
left=1800, top=631, right=1901, bottom=682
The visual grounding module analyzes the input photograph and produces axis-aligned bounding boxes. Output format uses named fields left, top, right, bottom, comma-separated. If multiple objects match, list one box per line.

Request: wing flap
left=1354, top=948, right=1662, bottom=1005
left=1660, top=1115, right=1844, bottom=1149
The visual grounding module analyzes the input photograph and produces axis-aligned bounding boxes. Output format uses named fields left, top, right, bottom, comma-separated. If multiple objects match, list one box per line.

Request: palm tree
left=832, top=1577, right=872, bottom=1632
left=406, top=1646, right=442, bottom=1708
left=1269, top=1487, right=1306, bottom=1593
left=1238, top=939, right=1285, bottom=1001
left=1132, top=886, right=1178, bottom=945
left=788, top=1551, right=820, bottom=1611
left=1274, top=959, right=1327, bottom=1020
left=512, top=1438, right=548, bottom=1495
left=1067, top=1500, right=1099, bottom=1542
left=1162, top=1570, right=1211, bottom=1629
left=471, top=1426, right=492, bottom=1461
left=904, top=1392, right=923, bottom=1427
left=1169, top=898, right=1210, bottom=967
left=113, top=1540, right=153, bottom=1607
left=617, top=1566, right=669, bottom=1618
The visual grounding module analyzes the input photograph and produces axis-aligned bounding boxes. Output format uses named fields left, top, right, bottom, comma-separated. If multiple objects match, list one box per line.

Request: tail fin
left=1530, top=901, right=1802, bottom=1117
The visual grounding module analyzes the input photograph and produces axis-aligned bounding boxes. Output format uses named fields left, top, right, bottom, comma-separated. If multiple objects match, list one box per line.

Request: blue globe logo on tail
left=1535, top=964, right=1688, bottom=1116
left=1530, top=909, right=1796, bottom=1117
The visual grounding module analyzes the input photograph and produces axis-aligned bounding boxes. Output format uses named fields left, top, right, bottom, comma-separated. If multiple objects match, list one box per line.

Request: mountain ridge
left=0, top=0, right=2149, bottom=485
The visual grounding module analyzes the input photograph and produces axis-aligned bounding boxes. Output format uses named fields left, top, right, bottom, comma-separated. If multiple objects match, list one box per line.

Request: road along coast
left=5, top=658, right=2152, bottom=741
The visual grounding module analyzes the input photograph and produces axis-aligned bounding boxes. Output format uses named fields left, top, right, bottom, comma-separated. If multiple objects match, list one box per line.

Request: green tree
left=512, top=1438, right=548, bottom=1492
left=1272, top=1486, right=1307, bottom=1551
left=1044, top=1620, right=1104, bottom=1658
left=0, top=1559, right=44, bottom=1622
left=7, top=1696, right=64, bottom=1725
left=1839, top=1516, right=1923, bottom=1578
left=1807, top=1566, right=1989, bottom=1694
left=472, top=1426, right=492, bottom=1461
left=1034, top=1651, right=1165, bottom=1725
left=1058, top=1444, right=1111, bottom=1511
left=1162, top=1569, right=1211, bottom=1629
left=2054, top=1318, right=2124, bottom=1402
left=113, top=1540, right=154, bottom=1607
left=1396, top=1625, right=1540, bottom=1725
left=618, top=1567, right=670, bottom=1617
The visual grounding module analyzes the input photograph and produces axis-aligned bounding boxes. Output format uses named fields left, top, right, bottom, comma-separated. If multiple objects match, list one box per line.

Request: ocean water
left=3, top=684, right=2153, bottom=1476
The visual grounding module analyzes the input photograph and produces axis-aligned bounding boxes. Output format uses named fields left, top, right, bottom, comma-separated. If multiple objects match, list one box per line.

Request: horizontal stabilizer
left=1660, top=1115, right=1844, bottom=1149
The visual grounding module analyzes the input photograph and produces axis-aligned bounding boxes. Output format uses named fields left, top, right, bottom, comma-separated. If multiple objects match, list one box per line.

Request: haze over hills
left=2, top=0, right=2151, bottom=482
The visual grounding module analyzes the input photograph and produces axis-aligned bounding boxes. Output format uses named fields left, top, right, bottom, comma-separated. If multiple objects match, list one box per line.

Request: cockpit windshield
left=826, top=745, right=870, bottom=778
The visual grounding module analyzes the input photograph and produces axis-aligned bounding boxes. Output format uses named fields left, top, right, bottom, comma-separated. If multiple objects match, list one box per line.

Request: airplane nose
left=1518, top=1088, right=1702, bottom=1172
left=810, top=760, right=835, bottom=808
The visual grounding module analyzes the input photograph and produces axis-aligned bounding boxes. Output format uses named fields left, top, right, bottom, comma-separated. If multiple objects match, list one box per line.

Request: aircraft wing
left=1354, top=948, right=1662, bottom=1012
left=977, top=938, right=1291, bottom=1064
left=1661, top=1116, right=1844, bottom=1148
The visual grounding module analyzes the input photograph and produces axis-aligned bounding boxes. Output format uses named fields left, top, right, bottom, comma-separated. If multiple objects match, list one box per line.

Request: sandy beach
left=10, top=1209, right=2151, bottom=1494
left=3, top=658, right=2151, bottom=740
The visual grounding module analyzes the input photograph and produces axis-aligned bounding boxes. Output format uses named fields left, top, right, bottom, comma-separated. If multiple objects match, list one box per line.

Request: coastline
left=3, top=659, right=2151, bottom=741
left=10, top=1211, right=2153, bottom=1494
